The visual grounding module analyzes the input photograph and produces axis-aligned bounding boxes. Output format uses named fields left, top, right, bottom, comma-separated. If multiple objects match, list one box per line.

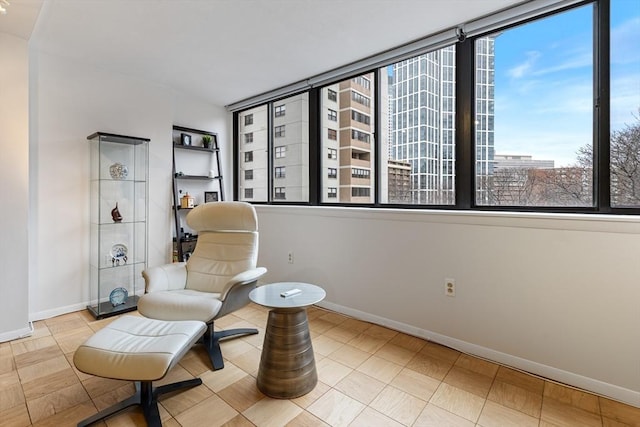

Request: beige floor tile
left=54, top=326, right=95, bottom=355
left=389, top=333, right=427, bottom=353
left=421, top=342, right=461, bottom=363
left=429, top=382, right=486, bottom=423
left=324, top=325, right=361, bottom=343
left=454, top=354, right=499, bottom=378
left=495, top=366, right=544, bottom=394
left=312, top=335, right=344, bottom=357
left=541, top=396, right=602, bottom=427
left=602, top=417, right=635, bottom=427
left=91, top=382, right=136, bottom=411
left=200, top=361, right=248, bottom=392
left=334, top=370, right=385, bottom=405
left=487, top=379, right=542, bottom=418
left=340, top=318, right=372, bottom=333
left=179, top=347, right=213, bottom=377
left=217, top=375, right=265, bottom=412
left=291, top=380, right=330, bottom=409
left=390, top=367, right=440, bottom=401
left=316, top=357, right=353, bottom=386
left=309, top=318, right=337, bottom=334
left=17, top=354, right=70, bottom=384
left=0, top=370, right=25, bottom=411
left=81, top=375, right=130, bottom=400
left=327, top=344, right=370, bottom=368
left=160, top=383, right=214, bottom=417
left=0, top=353, right=16, bottom=376
left=406, top=351, right=455, bottom=381
left=356, top=355, right=403, bottom=384
left=22, top=367, right=79, bottom=400
left=364, top=324, right=399, bottom=341
left=374, top=342, right=417, bottom=366
left=317, top=312, right=348, bottom=325
left=27, top=382, right=90, bottom=423
left=349, top=406, right=404, bottom=427
left=443, top=365, right=494, bottom=398
left=347, top=333, right=388, bottom=353
left=285, top=410, right=330, bottom=426
left=221, top=414, right=256, bottom=427
left=600, top=397, right=640, bottom=427
left=176, top=394, right=238, bottom=427
left=243, top=397, right=302, bottom=427
left=219, top=338, right=255, bottom=361
left=413, top=403, right=476, bottom=427
left=231, top=346, right=262, bottom=376
left=30, top=401, right=97, bottom=427
left=544, top=381, right=601, bottom=414
left=11, top=335, right=58, bottom=357
left=0, top=402, right=31, bottom=427
left=477, top=400, right=539, bottom=427
left=370, top=385, right=427, bottom=426
left=45, top=313, right=87, bottom=335
left=307, top=389, right=365, bottom=427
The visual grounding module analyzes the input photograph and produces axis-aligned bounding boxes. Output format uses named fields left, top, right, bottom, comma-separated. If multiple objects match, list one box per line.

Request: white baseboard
left=317, top=300, right=640, bottom=409
left=30, top=302, right=88, bottom=322
left=0, top=325, right=33, bottom=343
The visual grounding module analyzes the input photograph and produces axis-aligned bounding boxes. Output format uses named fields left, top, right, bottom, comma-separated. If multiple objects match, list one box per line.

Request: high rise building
left=388, top=38, right=495, bottom=205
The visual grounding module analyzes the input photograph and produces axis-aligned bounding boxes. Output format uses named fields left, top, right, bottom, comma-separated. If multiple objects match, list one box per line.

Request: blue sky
left=493, top=0, right=640, bottom=166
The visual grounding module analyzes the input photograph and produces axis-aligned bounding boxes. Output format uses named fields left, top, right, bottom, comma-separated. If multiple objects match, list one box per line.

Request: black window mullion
left=595, top=0, right=611, bottom=212
left=267, top=103, right=273, bottom=203
left=455, top=38, right=475, bottom=209
left=309, top=88, right=321, bottom=204
left=232, top=111, right=240, bottom=200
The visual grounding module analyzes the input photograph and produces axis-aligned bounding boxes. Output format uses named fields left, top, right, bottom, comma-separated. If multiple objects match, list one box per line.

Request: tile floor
left=1, top=304, right=638, bottom=427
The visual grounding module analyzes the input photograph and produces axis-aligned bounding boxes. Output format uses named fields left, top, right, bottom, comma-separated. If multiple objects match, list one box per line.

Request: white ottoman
left=73, top=315, right=206, bottom=427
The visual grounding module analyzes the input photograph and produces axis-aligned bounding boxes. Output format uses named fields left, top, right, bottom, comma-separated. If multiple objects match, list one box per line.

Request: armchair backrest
left=184, top=202, right=259, bottom=293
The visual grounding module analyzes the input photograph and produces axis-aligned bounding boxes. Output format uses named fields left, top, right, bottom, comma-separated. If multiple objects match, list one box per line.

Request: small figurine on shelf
left=111, top=203, right=123, bottom=222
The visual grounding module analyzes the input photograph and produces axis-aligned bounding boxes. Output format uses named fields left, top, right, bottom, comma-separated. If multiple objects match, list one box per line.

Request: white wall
left=28, top=51, right=229, bottom=320
left=0, top=33, right=31, bottom=341
left=255, top=205, right=640, bottom=407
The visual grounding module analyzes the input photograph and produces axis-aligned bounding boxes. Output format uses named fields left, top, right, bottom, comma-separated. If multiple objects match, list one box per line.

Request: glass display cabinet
left=87, top=132, right=149, bottom=319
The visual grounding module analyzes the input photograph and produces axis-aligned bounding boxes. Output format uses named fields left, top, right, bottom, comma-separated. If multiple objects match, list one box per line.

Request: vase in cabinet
left=87, top=132, right=149, bottom=319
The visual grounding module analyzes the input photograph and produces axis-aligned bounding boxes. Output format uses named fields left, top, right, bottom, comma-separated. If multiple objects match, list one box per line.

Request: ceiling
left=2, top=0, right=526, bottom=107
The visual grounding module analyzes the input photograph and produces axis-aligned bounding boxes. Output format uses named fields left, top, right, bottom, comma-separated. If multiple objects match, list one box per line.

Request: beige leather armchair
left=138, top=201, right=267, bottom=370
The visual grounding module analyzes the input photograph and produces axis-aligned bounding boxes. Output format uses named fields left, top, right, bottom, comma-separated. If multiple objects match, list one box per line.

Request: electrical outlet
left=445, top=278, right=456, bottom=297
left=288, top=251, right=294, bottom=264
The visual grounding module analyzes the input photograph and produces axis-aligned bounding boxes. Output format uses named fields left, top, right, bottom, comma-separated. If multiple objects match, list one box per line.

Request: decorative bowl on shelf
left=109, top=287, right=128, bottom=307
left=109, top=162, right=128, bottom=180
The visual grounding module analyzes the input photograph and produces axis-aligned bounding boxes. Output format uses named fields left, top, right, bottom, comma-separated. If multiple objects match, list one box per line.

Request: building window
left=352, top=91, right=370, bottom=107
left=274, top=187, right=286, bottom=200
left=328, top=168, right=337, bottom=178
left=275, top=125, right=285, bottom=138
left=274, top=105, right=286, bottom=117
left=244, top=114, right=253, bottom=126
left=352, top=168, right=370, bottom=178
left=328, top=148, right=337, bottom=159
left=352, top=75, right=371, bottom=89
left=328, top=129, right=337, bottom=140
left=275, top=166, right=286, bottom=178
left=244, top=151, right=253, bottom=162
left=351, top=129, right=370, bottom=143
left=351, top=110, right=370, bottom=125
left=352, top=187, right=370, bottom=197
left=328, top=89, right=337, bottom=101
left=244, top=133, right=253, bottom=144
left=275, top=146, right=286, bottom=158
left=328, top=109, right=337, bottom=121
left=328, top=188, right=337, bottom=198
left=244, top=170, right=253, bottom=180
left=244, top=188, right=253, bottom=199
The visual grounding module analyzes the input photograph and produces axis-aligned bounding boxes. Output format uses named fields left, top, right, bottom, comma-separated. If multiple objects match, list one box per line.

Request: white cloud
left=507, top=51, right=541, bottom=79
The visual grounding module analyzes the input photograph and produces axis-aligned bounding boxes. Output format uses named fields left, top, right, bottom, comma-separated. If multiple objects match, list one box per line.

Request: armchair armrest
left=220, top=267, right=268, bottom=300
left=142, top=262, right=188, bottom=293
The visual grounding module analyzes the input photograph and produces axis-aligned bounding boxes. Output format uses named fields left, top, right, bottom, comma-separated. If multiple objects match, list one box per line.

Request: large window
left=321, top=73, right=375, bottom=203
left=238, top=94, right=309, bottom=203
left=234, top=0, right=638, bottom=215
left=610, top=0, right=640, bottom=207
left=477, top=5, right=593, bottom=207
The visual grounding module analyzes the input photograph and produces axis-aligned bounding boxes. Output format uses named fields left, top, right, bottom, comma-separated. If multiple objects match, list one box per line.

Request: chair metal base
left=77, top=378, right=202, bottom=427
left=203, top=323, right=258, bottom=370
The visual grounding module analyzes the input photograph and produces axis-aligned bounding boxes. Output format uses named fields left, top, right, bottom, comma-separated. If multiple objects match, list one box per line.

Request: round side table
left=249, top=282, right=326, bottom=399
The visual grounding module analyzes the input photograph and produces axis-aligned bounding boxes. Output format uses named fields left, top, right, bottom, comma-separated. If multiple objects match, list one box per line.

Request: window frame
left=233, top=0, right=638, bottom=215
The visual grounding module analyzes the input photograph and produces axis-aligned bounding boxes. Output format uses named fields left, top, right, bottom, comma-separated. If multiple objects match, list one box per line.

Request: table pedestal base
left=257, top=308, right=317, bottom=398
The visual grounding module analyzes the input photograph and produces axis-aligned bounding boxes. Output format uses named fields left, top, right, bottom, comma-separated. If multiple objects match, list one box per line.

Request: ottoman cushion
left=74, top=316, right=206, bottom=381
